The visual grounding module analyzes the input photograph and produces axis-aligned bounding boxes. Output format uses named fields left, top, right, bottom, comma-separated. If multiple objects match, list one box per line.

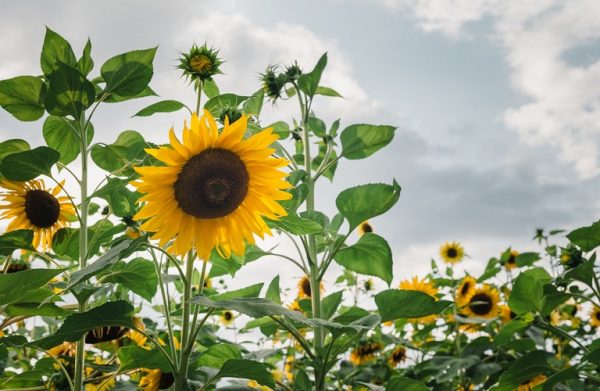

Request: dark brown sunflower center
left=302, top=278, right=312, bottom=297
left=460, top=282, right=471, bottom=296
left=224, top=311, right=233, bottom=321
left=174, top=148, right=249, bottom=219
left=469, top=293, right=493, bottom=315
left=596, top=311, right=600, bottom=321
left=159, top=372, right=175, bottom=389
left=84, top=326, right=129, bottom=344
left=24, top=189, right=60, bottom=228
left=447, top=248, right=458, bottom=258
left=392, top=348, right=406, bottom=362
left=507, top=255, right=516, bottom=264
left=361, top=222, right=373, bottom=233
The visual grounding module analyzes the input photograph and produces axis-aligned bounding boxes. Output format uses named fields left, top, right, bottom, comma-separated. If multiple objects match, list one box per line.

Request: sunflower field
left=0, top=28, right=599, bottom=391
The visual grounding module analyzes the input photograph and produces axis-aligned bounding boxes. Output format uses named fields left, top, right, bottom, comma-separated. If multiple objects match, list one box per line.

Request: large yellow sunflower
left=350, top=341, right=383, bottom=366
left=439, top=241, right=465, bottom=264
left=400, top=276, right=439, bottom=324
left=132, top=111, right=291, bottom=259
left=0, top=179, right=75, bottom=250
left=464, top=285, right=500, bottom=319
left=455, top=276, right=477, bottom=308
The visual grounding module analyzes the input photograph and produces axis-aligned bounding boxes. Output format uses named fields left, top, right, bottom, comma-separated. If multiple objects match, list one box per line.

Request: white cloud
left=382, top=0, right=600, bottom=178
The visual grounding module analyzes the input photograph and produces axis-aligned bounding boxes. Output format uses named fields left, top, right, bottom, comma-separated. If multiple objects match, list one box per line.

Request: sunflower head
left=0, top=179, right=75, bottom=250
left=560, top=244, right=584, bottom=269
left=440, top=241, right=465, bottom=264
left=350, top=341, right=383, bottom=366
left=387, top=345, right=407, bottom=367
left=178, top=44, right=223, bottom=82
left=139, top=369, right=174, bottom=391
left=285, top=62, right=302, bottom=81
left=502, top=249, right=519, bottom=270
left=260, top=65, right=288, bottom=102
left=455, top=276, right=477, bottom=308
left=219, top=106, right=243, bottom=124
left=85, top=326, right=129, bottom=344
left=47, top=342, right=77, bottom=357
left=500, top=305, right=517, bottom=323
left=517, top=374, right=547, bottom=391
left=464, top=285, right=500, bottom=319
left=590, top=306, right=600, bottom=328
left=358, top=220, right=373, bottom=236
left=220, top=310, right=235, bottom=326
left=297, top=275, right=324, bottom=299
left=132, top=111, right=291, bottom=259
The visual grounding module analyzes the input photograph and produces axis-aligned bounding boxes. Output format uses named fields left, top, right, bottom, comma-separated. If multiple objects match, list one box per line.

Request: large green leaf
left=43, top=115, right=94, bottom=165
left=204, top=93, right=249, bottom=118
left=44, top=62, right=95, bottom=119
left=133, top=100, right=187, bottom=117
left=387, top=377, right=429, bottom=391
left=4, top=303, right=70, bottom=317
left=30, top=301, right=136, bottom=350
left=0, top=76, right=46, bottom=121
left=341, top=124, right=396, bottom=160
left=375, top=290, right=451, bottom=322
left=211, top=283, right=264, bottom=301
left=0, top=268, right=63, bottom=306
left=196, top=343, right=241, bottom=368
left=90, top=130, right=146, bottom=174
left=334, top=233, right=393, bottom=284
left=336, top=180, right=401, bottom=230
left=90, top=177, right=139, bottom=217
left=298, top=53, right=327, bottom=97
left=0, top=229, right=34, bottom=255
left=66, top=240, right=132, bottom=290
left=496, top=351, right=549, bottom=390
left=101, top=48, right=156, bottom=98
left=509, top=269, right=548, bottom=314
left=40, top=27, right=77, bottom=77
left=564, top=258, right=595, bottom=287
left=0, top=147, right=59, bottom=181
left=102, top=258, right=157, bottom=301
left=266, top=210, right=323, bottom=235
left=212, top=359, right=275, bottom=388
left=567, top=220, right=600, bottom=251
left=118, top=345, right=172, bottom=372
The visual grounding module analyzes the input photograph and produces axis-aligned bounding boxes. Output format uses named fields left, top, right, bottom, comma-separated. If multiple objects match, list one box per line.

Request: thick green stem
left=195, top=81, right=203, bottom=114
left=175, top=252, right=195, bottom=391
left=73, top=114, right=89, bottom=391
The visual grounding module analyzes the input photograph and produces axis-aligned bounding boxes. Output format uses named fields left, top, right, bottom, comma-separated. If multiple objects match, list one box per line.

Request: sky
left=1, top=0, right=599, bottom=302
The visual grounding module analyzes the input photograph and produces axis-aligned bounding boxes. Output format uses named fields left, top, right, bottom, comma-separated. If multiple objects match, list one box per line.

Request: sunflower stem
left=175, top=251, right=195, bottom=391
left=195, top=80, right=203, bottom=115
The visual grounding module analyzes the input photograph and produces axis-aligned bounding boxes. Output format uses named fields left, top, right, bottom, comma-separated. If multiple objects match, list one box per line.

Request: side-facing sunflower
left=440, top=241, right=465, bottom=264
left=517, top=374, right=547, bottom=391
left=350, top=341, right=383, bottom=366
left=590, top=306, right=600, bottom=327
left=297, top=275, right=325, bottom=299
left=400, top=276, right=439, bottom=323
left=503, top=249, right=519, bottom=270
left=500, top=305, right=517, bottom=323
left=220, top=310, right=235, bottom=326
left=388, top=345, right=407, bottom=368
left=455, top=276, right=477, bottom=308
left=0, top=179, right=75, bottom=250
left=358, top=220, right=373, bottom=236
left=139, top=369, right=174, bottom=391
left=464, top=285, right=500, bottom=319
left=84, top=357, right=116, bottom=391
left=132, top=112, right=291, bottom=259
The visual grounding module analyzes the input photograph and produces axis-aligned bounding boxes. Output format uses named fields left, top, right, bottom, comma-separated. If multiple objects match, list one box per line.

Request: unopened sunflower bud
left=178, top=43, right=223, bottom=82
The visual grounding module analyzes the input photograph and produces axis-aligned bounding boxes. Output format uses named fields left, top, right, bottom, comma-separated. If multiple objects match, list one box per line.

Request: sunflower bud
left=178, top=44, right=223, bottom=82
left=285, top=62, right=302, bottom=81
left=260, top=66, right=288, bottom=102
left=219, top=106, right=243, bottom=124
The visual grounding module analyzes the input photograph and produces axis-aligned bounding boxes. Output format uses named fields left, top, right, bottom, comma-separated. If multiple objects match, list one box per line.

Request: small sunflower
left=503, top=249, right=519, bottom=270
left=0, top=179, right=76, bottom=250
left=517, top=374, right=547, bottom=391
left=350, top=341, right=383, bottom=366
left=284, top=357, right=294, bottom=381
left=297, top=275, right=325, bottom=299
left=455, top=276, right=477, bottom=308
left=132, top=112, right=291, bottom=259
left=358, top=220, right=373, bottom=236
left=220, top=310, right=235, bottom=326
left=400, top=276, right=438, bottom=324
left=439, top=241, right=465, bottom=264
left=500, top=305, right=517, bottom=323
left=464, top=285, right=500, bottom=319
left=127, top=317, right=148, bottom=347
left=47, top=342, right=77, bottom=357
left=387, top=346, right=407, bottom=367
left=363, top=278, right=374, bottom=292
left=590, top=306, right=600, bottom=327
left=203, top=278, right=212, bottom=289
left=178, top=44, right=223, bottom=82
left=139, top=369, right=174, bottom=391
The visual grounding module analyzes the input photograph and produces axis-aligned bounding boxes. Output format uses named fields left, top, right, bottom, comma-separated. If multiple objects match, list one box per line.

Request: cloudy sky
left=1, top=0, right=599, bottom=299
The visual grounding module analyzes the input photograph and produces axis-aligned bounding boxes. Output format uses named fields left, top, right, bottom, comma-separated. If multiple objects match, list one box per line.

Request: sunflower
left=47, top=342, right=77, bottom=357
left=358, top=220, right=373, bottom=236
left=363, top=278, right=374, bottom=292
left=288, top=300, right=303, bottom=313
left=400, top=276, right=438, bottom=323
left=178, top=44, right=223, bottom=82
left=350, top=342, right=383, bottom=366
left=248, top=369, right=283, bottom=390
left=284, top=357, right=294, bottom=381
left=132, top=111, right=291, bottom=259
left=387, top=346, right=407, bottom=367
left=464, top=285, right=500, bottom=319
left=139, top=369, right=174, bottom=391
left=439, top=241, right=465, bottom=264
left=517, top=374, right=547, bottom=391
left=127, top=317, right=147, bottom=347
left=455, top=276, right=477, bottom=308
left=500, top=305, right=517, bottom=323
left=84, top=357, right=116, bottom=391
left=590, top=306, right=600, bottom=327
left=503, top=249, right=519, bottom=270
left=85, top=326, right=129, bottom=344
left=203, top=278, right=212, bottom=289
left=220, top=310, right=235, bottom=326
left=0, top=179, right=75, bottom=250
left=297, top=276, right=325, bottom=299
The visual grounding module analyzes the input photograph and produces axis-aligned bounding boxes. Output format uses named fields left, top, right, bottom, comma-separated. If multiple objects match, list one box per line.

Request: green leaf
left=204, top=93, right=249, bottom=118
left=118, top=345, right=172, bottom=372
left=101, top=48, right=156, bottom=98
left=90, top=130, right=146, bottom=173
left=266, top=210, right=323, bottom=234
left=268, top=121, right=290, bottom=139
left=133, top=100, right=187, bottom=117
left=293, top=369, right=312, bottom=391
left=265, top=275, right=281, bottom=304
left=494, top=320, right=530, bottom=347
left=104, top=85, right=157, bottom=103
left=102, top=258, right=157, bottom=301
left=387, top=377, right=429, bottom=391
left=243, top=89, right=264, bottom=116
left=0, top=76, right=46, bottom=121
left=334, top=233, right=393, bottom=284
left=515, top=252, right=540, bottom=267
left=0, top=139, right=30, bottom=163
left=315, top=86, right=343, bottom=98
left=307, top=116, right=326, bottom=137
left=0, top=229, right=34, bottom=255
left=509, top=271, right=546, bottom=314
left=322, top=291, right=343, bottom=319
left=336, top=180, right=401, bottom=230
left=76, top=38, right=94, bottom=76
left=496, top=351, right=549, bottom=389
left=541, top=367, right=579, bottom=391
left=90, top=177, right=139, bottom=217
left=213, top=359, right=275, bottom=388
left=43, top=115, right=94, bottom=165
left=0, top=268, right=62, bottom=306
left=40, top=27, right=76, bottom=77
left=564, top=259, right=595, bottom=287
left=44, top=62, right=95, bottom=119
left=211, top=283, right=264, bottom=301
left=203, top=79, right=220, bottom=98
left=66, top=240, right=131, bottom=290
left=4, top=303, right=70, bottom=317
left=196, top=343, right=241, bottom=368
left=298, top=53, right=327, bottom=97
left=375, top=290, right=451, bottom=322
left=0, top=146, right=59, bottom=181
left=31, top=301, right=135, bottom=350
left=567, top=220, right=600, bottom=251
left=341, top=123, right=396, bottom=160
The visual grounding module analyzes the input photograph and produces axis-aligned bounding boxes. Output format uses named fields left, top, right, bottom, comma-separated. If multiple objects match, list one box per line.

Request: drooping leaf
left=315, top=86, right=343, bottom=98
left=564, top=258, right=596, bottom=287
left=0, top=268, right=63, bottom=306
left=90, top=130, right=146, bottom=174
left=336, top=180, right=401, bottom=230
left=133, top=100, right=187, bottom=117
left=509, top=270, right=548, bottom=314
left=0, top=76, right=46, bottom=121
left=0, top=146, right=59, bottom=181
left=211, top=283, right=264, bottom=301
left=212, top=359, right=275, bottom=388
left=386, top=377, right=429, bottom=391
left=341, top=123, right=396, bottom=160
left=66, top=240, right=132, bottom=290
left=0, top=229, right=34, bottom=255
left=266, top=210, right=323, bottom=235
left=118, top=345, right=172, bottom=372
left=375, top=290, right=451, bottom=322
left=567, top=220, right=600, bottom=252
left=334, top=233, right=393, bottom=284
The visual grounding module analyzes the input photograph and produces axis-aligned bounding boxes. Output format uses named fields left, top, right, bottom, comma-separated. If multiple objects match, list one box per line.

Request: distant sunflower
left=47, top=342, right=77, bottom=357
left=350, top=341, right=383, bottom=366
left=455, top=276, right=477, bottom=308
left=358, top=220, right=373, bottom=236
left=440, top=241, right=465, bottom=264
left=500, top=305, right=517, bottom=323
left=132, top=112, right=291, bottom=259
left=517, top=374, right=547, bottom=391
left=220, top=310, right=235, bottom=326
left=85, top=326, right=129, bottom=344
left=363, top=278, right=374, bottom=292
left=127, top=317, right=147, bottom=347
left=387, top=346, right=407, bottom=367
left=503, top=249, right=519, bottom=270
left=0, top=179, right=75, bottom=250
left=590, top=306, right=600, bottom=328
left=464, top=285, right=499, bottom=319
left=297, top=276, right=325, bottom=299
left=139, top=369, right=174, bottom=391
left=400, top=277, right=438, bottom=323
